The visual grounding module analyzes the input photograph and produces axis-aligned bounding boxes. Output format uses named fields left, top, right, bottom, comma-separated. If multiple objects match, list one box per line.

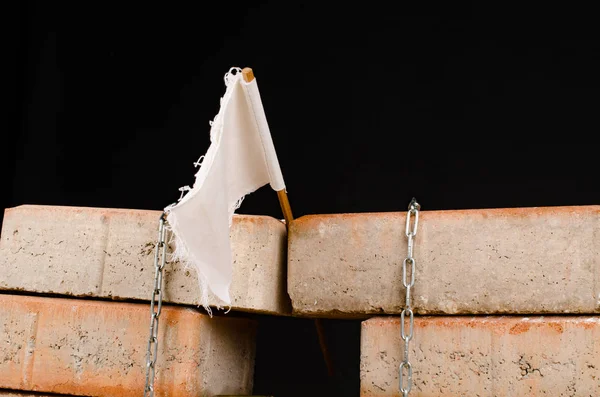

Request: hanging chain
left=144, top=212, right=168, bottom=397
left=399, top=198, right=420, bottom=397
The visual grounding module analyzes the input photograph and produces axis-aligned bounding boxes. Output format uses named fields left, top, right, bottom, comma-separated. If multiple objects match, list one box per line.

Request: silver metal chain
left=399, top=198, right=420, bottom=397
left=144, top=212, right=168, bottom=397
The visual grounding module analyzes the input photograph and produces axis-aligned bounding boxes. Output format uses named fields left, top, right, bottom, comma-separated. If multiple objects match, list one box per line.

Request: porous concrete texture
left=0, top=294, right=257, bottom=397
left=288, top=206, right=600, bottom=317
left=361, top=316, right=600, bottom=397
left=0, top=205, right=290, bottom=315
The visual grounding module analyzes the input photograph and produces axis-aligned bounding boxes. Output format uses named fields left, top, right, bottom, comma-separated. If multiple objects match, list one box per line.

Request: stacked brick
left=288, top=206, right=600, bottom=396
left=0, top=205, right=289, bottom=396
left=2, top=203, right=599, bottom=396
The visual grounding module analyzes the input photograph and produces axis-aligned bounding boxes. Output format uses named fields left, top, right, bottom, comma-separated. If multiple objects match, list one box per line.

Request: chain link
left=400, top=198, right=420, bottom=397
left=144, top=212, right=168, bottom=397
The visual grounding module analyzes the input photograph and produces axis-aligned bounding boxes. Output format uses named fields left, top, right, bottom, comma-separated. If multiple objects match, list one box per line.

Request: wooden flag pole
left=242, top=67, right=295, bottom=227
left=242, top=67, right=334, bottom=378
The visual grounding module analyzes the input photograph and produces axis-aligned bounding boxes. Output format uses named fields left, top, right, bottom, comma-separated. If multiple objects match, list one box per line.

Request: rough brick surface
left=288, top=206, right=600, bottom=317
left=0, top=294, right=257, bottom=397
left=0, top=392, right=56, bottom=396
left=0, top=205, right=290, bottom=315
left=361, top=316, right=600, bottom=396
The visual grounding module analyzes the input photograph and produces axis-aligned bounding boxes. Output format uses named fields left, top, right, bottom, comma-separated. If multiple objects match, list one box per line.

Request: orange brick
left=361, top=316, right=600, bottom=396
left=0, top=205, right=289, bottom=315
left=0, top=295, right=256, bottom=397
left=289, top=206, right=600, bottom=317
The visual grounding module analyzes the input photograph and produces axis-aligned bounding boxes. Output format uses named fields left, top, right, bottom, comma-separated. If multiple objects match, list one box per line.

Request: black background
left=6, top=2, right=599, bottom=396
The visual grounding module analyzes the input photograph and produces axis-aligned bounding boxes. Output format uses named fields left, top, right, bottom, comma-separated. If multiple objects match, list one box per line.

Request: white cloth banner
left=166, top=67, right=285, bottom=312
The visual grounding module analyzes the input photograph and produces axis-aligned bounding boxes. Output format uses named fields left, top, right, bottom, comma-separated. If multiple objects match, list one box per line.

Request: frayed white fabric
left=165, top=67, right=285, bottom=315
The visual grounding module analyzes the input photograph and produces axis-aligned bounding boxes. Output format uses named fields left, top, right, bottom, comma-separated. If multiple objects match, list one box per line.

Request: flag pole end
left=242, top=67, right=255, bottom=82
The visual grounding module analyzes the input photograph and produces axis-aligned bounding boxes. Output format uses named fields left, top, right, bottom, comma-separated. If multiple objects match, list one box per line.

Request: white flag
left=165, top=67, right=285, bottom=313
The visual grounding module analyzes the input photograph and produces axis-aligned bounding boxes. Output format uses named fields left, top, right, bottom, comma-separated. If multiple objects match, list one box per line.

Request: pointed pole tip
left=242, top=67, right=255, bottom=82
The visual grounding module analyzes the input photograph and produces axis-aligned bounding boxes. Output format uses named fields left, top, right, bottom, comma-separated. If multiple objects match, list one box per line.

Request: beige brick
left=0, top=294, right=256, bottom=397
left=0, top=205, right=290, bottom=315
left=361, top=316, right=600, bottom=396
left=288, top=206, right=600, bottom=317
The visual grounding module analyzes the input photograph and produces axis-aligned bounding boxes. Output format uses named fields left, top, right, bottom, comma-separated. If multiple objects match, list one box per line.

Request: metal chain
left=399, top=198, right=420, bottom=397
left=144, top=212, right=168, bottom=397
